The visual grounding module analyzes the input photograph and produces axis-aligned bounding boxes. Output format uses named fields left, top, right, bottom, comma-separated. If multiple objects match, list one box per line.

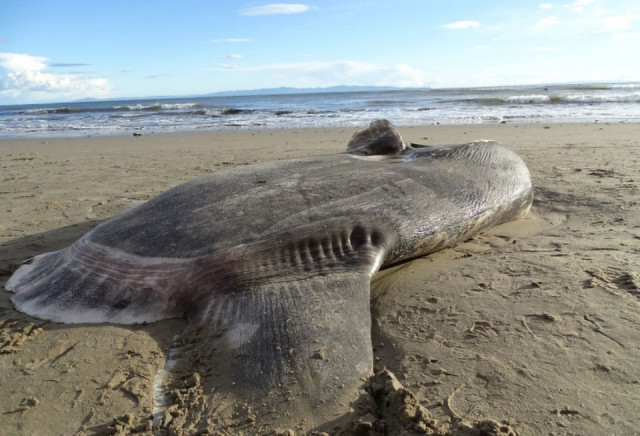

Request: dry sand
left=0, top=123, right=639, bottom=435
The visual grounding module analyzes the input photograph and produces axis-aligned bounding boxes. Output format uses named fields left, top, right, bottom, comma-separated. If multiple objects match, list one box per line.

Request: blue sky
left=1, top=0, right=639, bottom=104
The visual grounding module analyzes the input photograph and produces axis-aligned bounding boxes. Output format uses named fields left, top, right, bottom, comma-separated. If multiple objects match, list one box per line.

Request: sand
left=1, top=123, right=639, bottom=435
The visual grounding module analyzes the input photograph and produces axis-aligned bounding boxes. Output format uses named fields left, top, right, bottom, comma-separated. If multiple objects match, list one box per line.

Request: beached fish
left=5, top=120, right=533, bottom=431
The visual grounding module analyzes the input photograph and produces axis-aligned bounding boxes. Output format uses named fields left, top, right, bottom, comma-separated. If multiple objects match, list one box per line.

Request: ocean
left=1, top=82, right=639, bottom=138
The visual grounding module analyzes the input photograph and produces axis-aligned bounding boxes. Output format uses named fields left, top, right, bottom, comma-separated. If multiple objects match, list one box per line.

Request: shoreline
left=2, top=122, right=639, bottom=434
left=1, top=121, right=638, bottom=159
left=0, top=118, right=635, bottom=141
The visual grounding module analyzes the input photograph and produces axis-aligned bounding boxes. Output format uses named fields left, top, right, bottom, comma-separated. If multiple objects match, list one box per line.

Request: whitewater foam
left=506, top=94, right=551, bottom=104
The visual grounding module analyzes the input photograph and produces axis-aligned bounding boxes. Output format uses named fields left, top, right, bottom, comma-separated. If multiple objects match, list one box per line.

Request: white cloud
left=591, top=14, right=640, bottom=33
left=240, top=4, right=309, bottom=16
left=218, top=60, right=425, bottom=88
left=442, top=20, right=481, bottom=29
left=224, top=54, right=243, bottom=60
left=211, top=38, right=252, bottom=43
left=536, top=15, right=559, bottom=28
left=564, top=0, right=596, bottom=12
left=612, top=32, right=640, bottom=41
left=49, top=63, right=90, bottom=68
left=0, top=52, right=111, bottom=102
left=539, top=3, right=553, bottom=9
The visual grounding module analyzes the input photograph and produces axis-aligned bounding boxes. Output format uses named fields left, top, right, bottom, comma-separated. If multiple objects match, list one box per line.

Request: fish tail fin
left=5, top=237, right=195, bottom=324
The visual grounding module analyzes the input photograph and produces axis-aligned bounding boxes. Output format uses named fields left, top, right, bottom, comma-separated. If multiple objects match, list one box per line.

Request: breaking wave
left=467, top=91, right=640, bottom=105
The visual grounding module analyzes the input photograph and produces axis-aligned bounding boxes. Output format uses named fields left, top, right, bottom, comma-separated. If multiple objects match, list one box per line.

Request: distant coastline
left=65, top=81, right=637, bottom=105
left=66, top=86, right=412, bottom=104
left=204, top=85, right=410, bottom=97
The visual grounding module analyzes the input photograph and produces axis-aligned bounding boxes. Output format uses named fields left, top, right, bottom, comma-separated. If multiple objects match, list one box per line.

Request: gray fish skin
left=4, top=120, right=533, bottom=431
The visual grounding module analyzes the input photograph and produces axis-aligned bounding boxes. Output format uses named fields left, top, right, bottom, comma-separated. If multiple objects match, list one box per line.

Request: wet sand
left=1, top=123, right=639, bottom=434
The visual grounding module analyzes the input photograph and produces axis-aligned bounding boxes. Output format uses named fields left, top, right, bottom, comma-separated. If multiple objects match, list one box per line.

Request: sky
left=1, top=0, right=640, bottom=104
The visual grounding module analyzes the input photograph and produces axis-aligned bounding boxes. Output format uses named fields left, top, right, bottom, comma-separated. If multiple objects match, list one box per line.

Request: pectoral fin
left=156, top=229, right=387, bottom=432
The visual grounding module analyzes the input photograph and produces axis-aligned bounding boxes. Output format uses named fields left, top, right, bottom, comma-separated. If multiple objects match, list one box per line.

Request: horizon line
left=2, top=80, right=638, bottom=107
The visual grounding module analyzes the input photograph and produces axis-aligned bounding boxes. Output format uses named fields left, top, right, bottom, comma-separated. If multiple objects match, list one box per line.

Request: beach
left=1, top=123, right=639, bottom=434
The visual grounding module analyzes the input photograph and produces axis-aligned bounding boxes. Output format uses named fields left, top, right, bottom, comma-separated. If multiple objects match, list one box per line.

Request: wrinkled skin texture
left=5, top=120, right=533, bottom=431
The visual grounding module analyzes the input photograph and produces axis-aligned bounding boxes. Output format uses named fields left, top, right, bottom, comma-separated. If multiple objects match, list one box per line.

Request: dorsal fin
left=346, top=119, right=405, bottom=156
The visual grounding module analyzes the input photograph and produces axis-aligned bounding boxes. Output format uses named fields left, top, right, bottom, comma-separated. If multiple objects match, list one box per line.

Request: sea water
left=1, top=82, right=639, bottom=138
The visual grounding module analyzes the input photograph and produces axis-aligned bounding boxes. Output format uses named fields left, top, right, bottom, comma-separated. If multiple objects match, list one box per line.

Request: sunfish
left=5, top=120, right=533, bottom=432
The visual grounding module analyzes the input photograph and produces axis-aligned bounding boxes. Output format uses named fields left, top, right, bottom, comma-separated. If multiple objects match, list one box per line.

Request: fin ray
left=7, top=234, right=198, bottom=324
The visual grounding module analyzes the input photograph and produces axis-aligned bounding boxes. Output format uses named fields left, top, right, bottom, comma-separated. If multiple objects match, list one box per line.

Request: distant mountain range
left=68, top=86, right=416, bottom=104
left=204, top=85, right=411, bottom=97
